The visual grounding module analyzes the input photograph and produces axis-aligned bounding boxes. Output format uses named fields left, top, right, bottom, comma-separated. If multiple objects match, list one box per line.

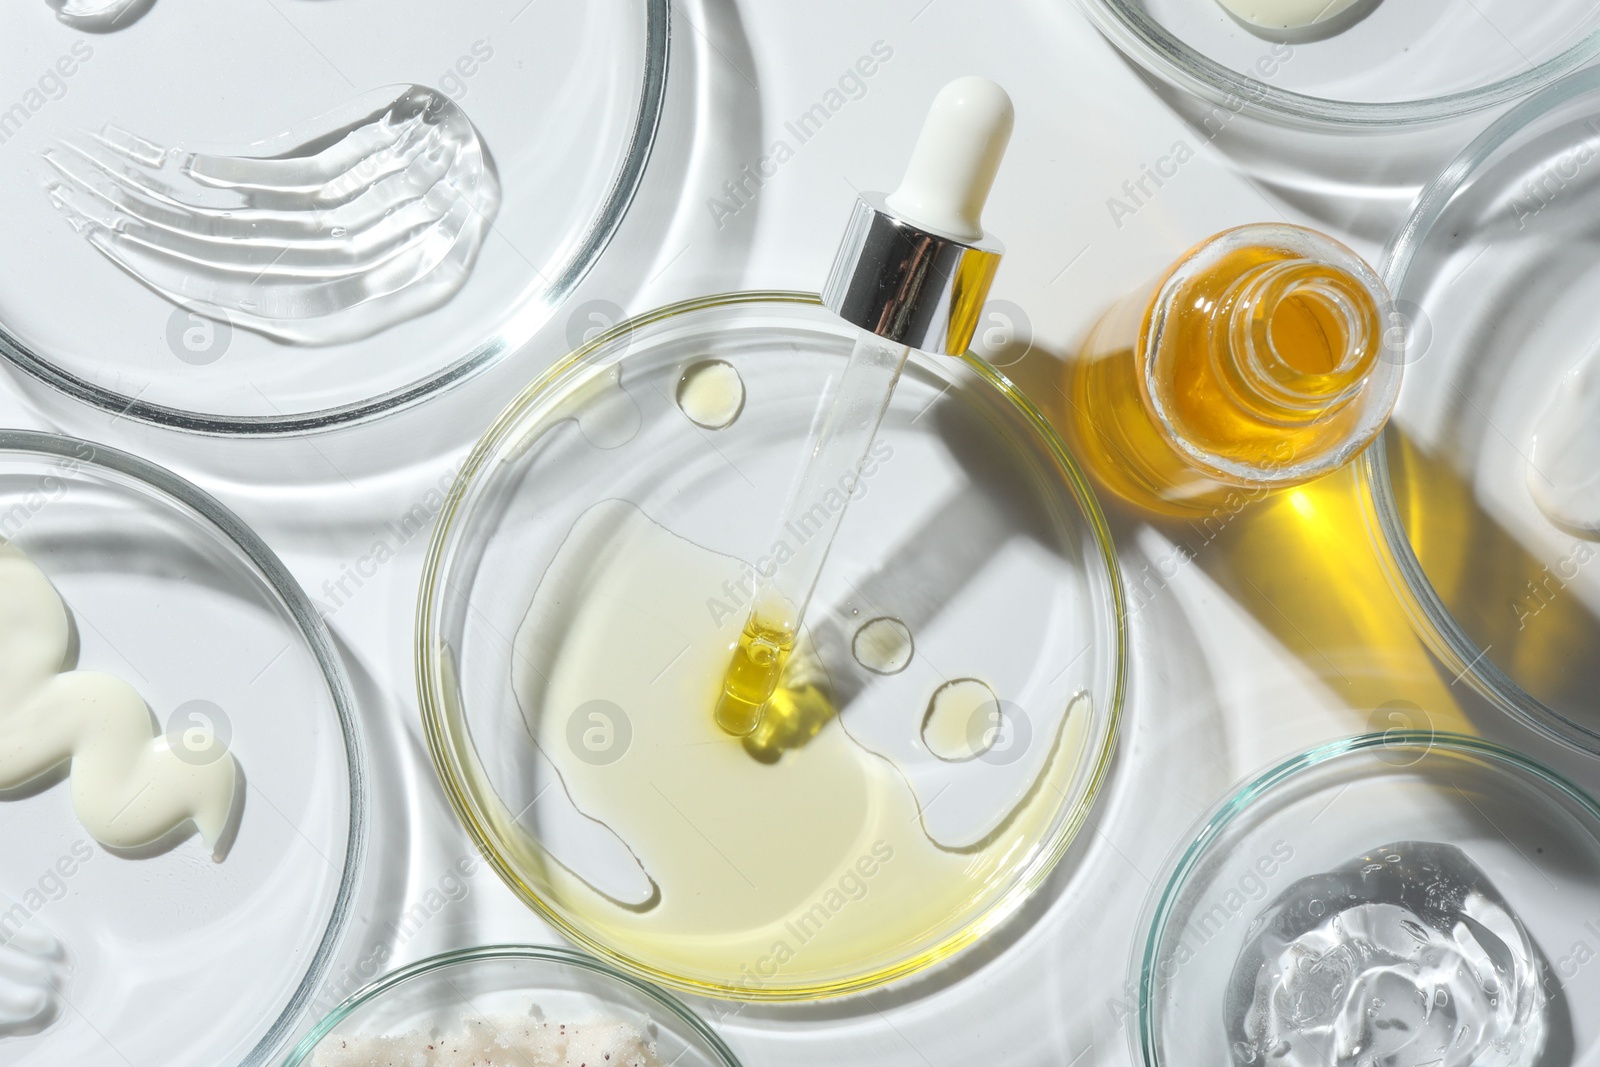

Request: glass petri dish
left=283, top=945, right=742, bottom=1067
left=1134, top=732, right=1600, bottom=1066
left=0, top=0, right=668, bottom=433
left=418, top=292, right=1125, bottom=999
left=1075, top=0, right=1600, bottom=127
left=1363, top=66, right=1600, bottom=755
left=0, top=431, right=363, bottom=1066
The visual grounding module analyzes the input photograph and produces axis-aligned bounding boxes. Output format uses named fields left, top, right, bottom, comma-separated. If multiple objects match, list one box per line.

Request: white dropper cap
left=883, top=76, right=1014, bottom=243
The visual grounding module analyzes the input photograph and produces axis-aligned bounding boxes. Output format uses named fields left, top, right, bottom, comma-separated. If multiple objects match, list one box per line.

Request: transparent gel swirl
left=43, top=85, right=500, bottom=345
left=1227, top=842, right=1547, bottom=1067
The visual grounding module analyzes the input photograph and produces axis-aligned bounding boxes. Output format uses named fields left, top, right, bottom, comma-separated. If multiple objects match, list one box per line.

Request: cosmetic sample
left=45, top=0, right=152, bottom=32
left=1215, top=0, right=1373, bottom=34
left=1528, top=347, right=1600, bottom=539
left=0, top=542, right=239, bottom=857
left=675, top=360, right=746, bottom=430
left=850, top=616, right=913, bottom=675
left=512, top=500, right=1090, bottom=985
left=310, top=1014, right=664, bottom=1067
left=1073, top=224, right=1400, bottom=514
left=0, top=893, right=67, bottom=1037
left=1227, top=842, right=1546, bottom=1067
left=42, top=85, right=499, bottom=345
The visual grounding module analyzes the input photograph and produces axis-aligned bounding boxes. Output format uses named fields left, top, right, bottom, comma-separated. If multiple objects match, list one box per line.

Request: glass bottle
left=1070, top=223, right=1401, bottom=515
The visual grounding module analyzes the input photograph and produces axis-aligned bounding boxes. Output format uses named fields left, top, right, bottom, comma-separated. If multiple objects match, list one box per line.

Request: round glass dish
left=0, top=431, right=363, bottom=1066
left=1364, top=66, right=1600, bottom=755
left=1134, top=732, right=1600, bottom=1066
left=283, top=945, right=741, bottom=1067
left=418, top=292, right=1125, bottom=999
left=1075, top=0, right=1600, bottom=127
left=0, top=0, right=667, bottom=434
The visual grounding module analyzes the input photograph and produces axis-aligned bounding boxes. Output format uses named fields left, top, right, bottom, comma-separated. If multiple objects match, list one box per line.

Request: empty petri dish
left=0, top=431, right=363, bottom=1066
left=418, top=292, right=1125, bottom=998
left=1364, top=67, right=1600, bottom=755
left=1075, top=0, right=1600, bottom=126
left=283, top=945, right=741, bottom=1067
left=1134, top=733, right=1600, bottom=1066
left=0, top=0, right=667, bottom=433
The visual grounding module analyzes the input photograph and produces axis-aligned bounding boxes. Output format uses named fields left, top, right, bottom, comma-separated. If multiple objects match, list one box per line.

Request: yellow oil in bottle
left=1071, top=225, right=1395, bottom=515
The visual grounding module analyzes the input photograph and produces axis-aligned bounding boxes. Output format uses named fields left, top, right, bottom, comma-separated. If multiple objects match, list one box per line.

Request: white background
left=4, top=1, right=1599, bottom=1064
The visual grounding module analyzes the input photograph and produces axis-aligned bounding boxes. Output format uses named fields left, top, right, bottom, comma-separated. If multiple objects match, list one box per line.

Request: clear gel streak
left=42, top=85, right=500, bottom=345
left=0, top=892, right=68, bottom=1037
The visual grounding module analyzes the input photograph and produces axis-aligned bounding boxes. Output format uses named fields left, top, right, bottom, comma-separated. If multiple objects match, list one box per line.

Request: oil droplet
left=851, top=616, right=913, bottom=675
left=675, top=359, right=745, bottom=429
left=921, top=678, right=998, bottom=762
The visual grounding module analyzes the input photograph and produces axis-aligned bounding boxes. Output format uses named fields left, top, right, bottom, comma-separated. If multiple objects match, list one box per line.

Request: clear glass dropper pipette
left=714, top=76, right=1017, bottom=737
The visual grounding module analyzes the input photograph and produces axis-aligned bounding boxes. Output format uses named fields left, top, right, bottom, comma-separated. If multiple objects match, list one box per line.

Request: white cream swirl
left=0, top=542, right=239, bottom=858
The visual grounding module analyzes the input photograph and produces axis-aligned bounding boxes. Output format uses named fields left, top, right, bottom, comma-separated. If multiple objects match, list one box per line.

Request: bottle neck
left=1213, top=259, right=1381, bottom=423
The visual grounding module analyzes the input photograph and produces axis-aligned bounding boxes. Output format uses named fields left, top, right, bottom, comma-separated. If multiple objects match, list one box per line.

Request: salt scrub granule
left=309, top=1015, right=665, bottom=1067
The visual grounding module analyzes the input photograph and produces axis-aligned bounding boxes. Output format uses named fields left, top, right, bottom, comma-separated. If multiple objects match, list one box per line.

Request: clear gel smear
left=43, top=84, right=500, bottom=346
left=1225, top=841, right=1546, bottom=1067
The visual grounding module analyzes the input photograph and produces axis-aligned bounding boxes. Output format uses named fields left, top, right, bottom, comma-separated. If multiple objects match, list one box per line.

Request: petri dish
left=1134, top=733, right=1600, bottom=1066
left=1074, top=0, right=1600, bottom=127
left=283, top=945, right=742, bottom=1067
left=0, top=0, right=668, bottom=433
left=0, top=431, right=363, bottom=1066
left=1364, top=66, right=1600, bottom=756
left=418, top=292, right=1125, bottom=999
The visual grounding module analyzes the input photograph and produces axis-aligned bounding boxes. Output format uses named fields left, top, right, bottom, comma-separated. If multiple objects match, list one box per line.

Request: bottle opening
left=1231, top=259, right=1380, bottom=416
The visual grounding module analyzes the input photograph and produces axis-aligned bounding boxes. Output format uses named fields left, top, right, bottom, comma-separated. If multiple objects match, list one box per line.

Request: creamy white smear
left=1216, top=0, right=1371, bottom=32
left=45, top=0, right=151, bottom=32
left=0, top=543, right=239, bottom=858
left=1529, top=349, right=1600, bottom=540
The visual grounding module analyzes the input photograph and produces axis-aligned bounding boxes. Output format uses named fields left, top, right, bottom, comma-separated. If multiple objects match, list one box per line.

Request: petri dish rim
left=0, top=427, right=368, bottom=1067
left=415, top=290, right=1129, bottom=1000
left=1130, top=730, right=1600, bottom=1067
left=0, top=0, right=670, bottom=438
left=280, top=944, right=744, bottom=1067
left=1073, top=0, right=1600, bottom=129
left=1360, top=64, right=1600, bottom=756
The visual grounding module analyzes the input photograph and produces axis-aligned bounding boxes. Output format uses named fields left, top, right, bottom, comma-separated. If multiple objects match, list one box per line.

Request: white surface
left=0, top=1, right=1595, bottom=1065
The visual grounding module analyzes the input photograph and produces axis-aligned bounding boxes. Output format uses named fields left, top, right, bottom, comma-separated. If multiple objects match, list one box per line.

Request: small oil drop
left=921, top=677, right=998, bottom=762
left=675, top=359, right=745, bottom=430
left=852, top=616, right=913, bottom=674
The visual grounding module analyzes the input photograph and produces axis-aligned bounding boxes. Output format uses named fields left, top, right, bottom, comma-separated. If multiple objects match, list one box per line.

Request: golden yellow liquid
left=1072, top=244, right=1383, bottom=515
left=713, top=608, right=795, bottom=737
left=511, top=501, right=1092, bottom=997
left=1388, top=432, right=1600, bottom=716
